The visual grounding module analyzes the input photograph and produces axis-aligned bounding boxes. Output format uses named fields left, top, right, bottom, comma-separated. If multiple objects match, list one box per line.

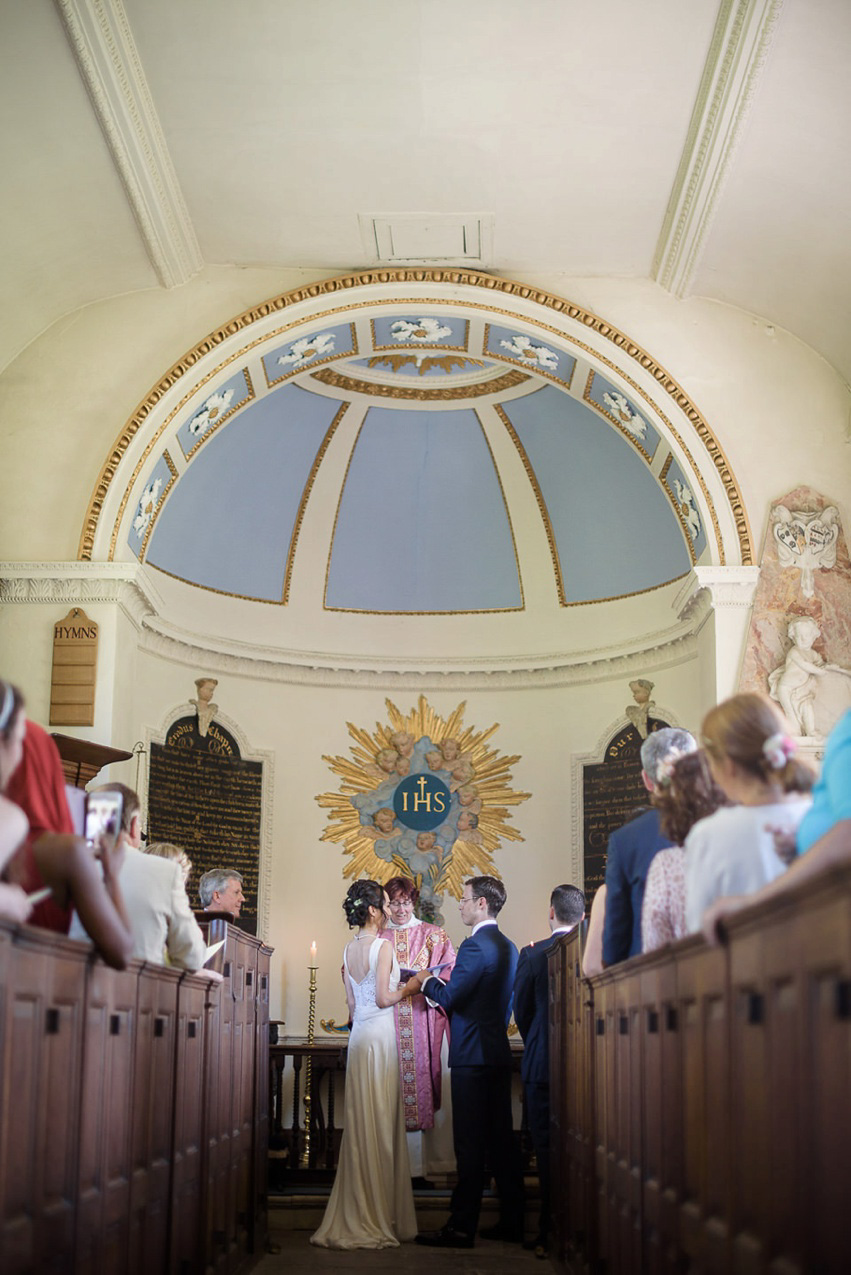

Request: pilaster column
left=675, top=566, right=761, bottom=708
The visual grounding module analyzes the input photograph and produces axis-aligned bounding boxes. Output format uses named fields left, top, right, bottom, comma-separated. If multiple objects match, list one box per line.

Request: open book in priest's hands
left=398, top=961, right=452, bottom=981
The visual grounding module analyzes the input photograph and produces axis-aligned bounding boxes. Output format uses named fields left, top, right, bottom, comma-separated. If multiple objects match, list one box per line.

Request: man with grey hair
left=69, top=782, right=208, bottom=971
left=602, top=726, right=696, bottom=965
left=199, top=868, right=245, bottom=918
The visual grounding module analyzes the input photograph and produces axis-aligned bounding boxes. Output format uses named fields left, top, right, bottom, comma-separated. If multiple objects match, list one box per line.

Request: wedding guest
left=702, top=708, right=851, bottom=943
left=514, top=883, right=585, bottom=1258
left=581, top=885, right=606, bottom=978
left=0, top=680, right=32, bottom=923
left=641, top=751, right=728, bottom=952
left=69, top=784, right=207, bottom=971
left=146, top=839, right=192, bottom=883
left=3, top=688, right=132, bottom=967
left=603, top=727, right=697, bottom=964
left=199, top=868, right=245, bottom=917
left=685, top=693, right=814, bottom=933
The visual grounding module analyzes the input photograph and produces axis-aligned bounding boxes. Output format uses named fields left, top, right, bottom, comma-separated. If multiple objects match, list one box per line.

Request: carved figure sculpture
left=768, top=618, right=829, bottom=737
left=625, top=678, right=656, bottom=740
left=771, top=505, right=839, bottom=598
left=191, top=677, right=219, bottom=738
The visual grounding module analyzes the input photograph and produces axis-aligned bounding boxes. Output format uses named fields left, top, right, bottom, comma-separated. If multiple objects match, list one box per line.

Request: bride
left=311, top=879, right=421, bottom=1249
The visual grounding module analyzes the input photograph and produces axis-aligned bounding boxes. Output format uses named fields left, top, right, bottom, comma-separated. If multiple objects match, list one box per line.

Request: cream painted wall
left=0, top=606, right=703, bottom=1031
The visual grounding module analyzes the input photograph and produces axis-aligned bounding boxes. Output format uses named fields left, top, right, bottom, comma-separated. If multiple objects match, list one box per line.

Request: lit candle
left=310, top=940, right=317, bottom=966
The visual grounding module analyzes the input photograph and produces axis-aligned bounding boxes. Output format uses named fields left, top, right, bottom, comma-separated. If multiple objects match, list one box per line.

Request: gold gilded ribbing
left=281, top=403, right=349, bottom=605
left=138, top=450, right=178, bottom=562
left=495, top=405, right=566, bottom=606
left=311, top=366, right=528, bottom=400
left=80, top=270, right=749, bottom=566
left=658, top=453, right=697, bottom=566
left=146, top=560, right=284, bottom=604
left=473, top=409, right=525, bottom=610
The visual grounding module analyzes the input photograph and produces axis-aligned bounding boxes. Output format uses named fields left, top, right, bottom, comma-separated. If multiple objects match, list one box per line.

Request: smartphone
left=84, top=790, right=123, bottom=850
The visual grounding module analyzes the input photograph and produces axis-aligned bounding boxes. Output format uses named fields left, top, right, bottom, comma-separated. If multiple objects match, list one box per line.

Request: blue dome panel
left=147, top=384, right=341, bottom=600
left=326, top=407, right=522, bottom=612
left=503, top=386, right=691, bottom=602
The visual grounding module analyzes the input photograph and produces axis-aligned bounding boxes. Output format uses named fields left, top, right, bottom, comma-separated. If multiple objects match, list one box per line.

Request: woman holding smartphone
left=1, top=679, right=133, bottom=968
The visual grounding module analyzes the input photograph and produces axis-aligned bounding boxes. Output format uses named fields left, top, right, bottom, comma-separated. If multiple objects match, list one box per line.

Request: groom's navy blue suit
left=424, top=922, right=524, bottom=1238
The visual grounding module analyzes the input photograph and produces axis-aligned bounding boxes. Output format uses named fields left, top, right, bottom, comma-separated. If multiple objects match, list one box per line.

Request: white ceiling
left=2, top=0, right=849, bottom=385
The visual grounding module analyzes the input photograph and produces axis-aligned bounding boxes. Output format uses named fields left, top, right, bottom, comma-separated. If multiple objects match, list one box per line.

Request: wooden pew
left=549, top=863, right=851, bottom=1275
left=0, top=917, right=272, bottom=1275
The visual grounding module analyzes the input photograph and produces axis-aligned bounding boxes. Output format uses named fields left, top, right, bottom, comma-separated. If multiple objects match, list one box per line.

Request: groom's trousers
left=447, top=1064, right=524, bottom=1237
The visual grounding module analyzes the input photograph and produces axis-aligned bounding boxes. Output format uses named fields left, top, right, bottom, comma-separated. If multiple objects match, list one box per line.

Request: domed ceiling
left=118, top=288, right=713, bottom=616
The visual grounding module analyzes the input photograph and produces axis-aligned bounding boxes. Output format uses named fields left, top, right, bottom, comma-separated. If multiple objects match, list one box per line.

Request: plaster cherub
left=767, top=617, right=844, bottom=737
left=191, top=677, right=219, bottom=738
left=625, top=678, right=655, bottom=739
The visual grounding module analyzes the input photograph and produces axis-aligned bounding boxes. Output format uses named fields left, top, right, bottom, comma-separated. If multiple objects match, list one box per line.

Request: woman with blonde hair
left=145, top=840, right=192, bottom=884
left=684, top=693, right=814, bottom=933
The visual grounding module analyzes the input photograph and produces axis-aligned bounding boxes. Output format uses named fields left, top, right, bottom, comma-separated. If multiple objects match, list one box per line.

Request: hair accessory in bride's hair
left=763, top=732, right=796, bottom=770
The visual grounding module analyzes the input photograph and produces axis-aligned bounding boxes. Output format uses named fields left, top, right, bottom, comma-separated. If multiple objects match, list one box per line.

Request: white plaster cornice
left=676, top=565, right=761, bottom=615
left=0, top=560, right=139, bottom=603
left=134, top=622, right=702, bottom=690
left=0, top=561, right=709, bottom=687
left=652, top=0, right=785, bottom=296
left=54, top=0, right=203, bottom=287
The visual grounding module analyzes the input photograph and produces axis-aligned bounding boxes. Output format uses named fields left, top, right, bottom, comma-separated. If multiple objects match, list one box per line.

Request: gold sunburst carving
left=316, top=696, right=529, bottom=906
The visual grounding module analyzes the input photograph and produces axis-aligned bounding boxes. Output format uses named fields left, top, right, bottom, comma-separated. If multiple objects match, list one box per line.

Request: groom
left=414, top=876, right=524, bottom=1248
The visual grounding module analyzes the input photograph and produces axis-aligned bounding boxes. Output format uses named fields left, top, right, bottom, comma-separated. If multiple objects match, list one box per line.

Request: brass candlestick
left=300, top=964, right=317, bottom=1167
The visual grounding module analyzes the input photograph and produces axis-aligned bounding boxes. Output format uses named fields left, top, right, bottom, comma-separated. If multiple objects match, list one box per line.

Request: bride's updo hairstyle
left=343, top=879, right=384, bottom=929
left=701, top=693, right=814, bottom=793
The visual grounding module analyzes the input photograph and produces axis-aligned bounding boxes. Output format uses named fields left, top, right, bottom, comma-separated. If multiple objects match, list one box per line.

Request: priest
left=381, top=875, right=456, bottom=1182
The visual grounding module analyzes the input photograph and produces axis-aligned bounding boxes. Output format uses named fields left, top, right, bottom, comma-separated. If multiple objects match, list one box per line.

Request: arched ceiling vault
left=82, top=272, right=748, bottom=661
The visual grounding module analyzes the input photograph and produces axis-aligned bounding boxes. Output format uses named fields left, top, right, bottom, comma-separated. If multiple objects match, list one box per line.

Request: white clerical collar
left=471, top=918, right=497, bottom=936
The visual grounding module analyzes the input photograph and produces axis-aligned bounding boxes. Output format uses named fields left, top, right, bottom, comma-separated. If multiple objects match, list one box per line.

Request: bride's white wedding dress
left=310, top=936, right=417, bottom=1249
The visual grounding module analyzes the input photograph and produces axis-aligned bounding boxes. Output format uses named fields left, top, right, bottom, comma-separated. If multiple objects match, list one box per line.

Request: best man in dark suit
left=602, top=727, right=696, bottom=965
left=513, top=883, right=586, bottom=1258
left=414, top=876, right=524, bottom=1248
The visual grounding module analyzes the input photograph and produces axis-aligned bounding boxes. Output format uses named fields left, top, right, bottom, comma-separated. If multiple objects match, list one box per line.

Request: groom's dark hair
left=466, top=876, right=506, bottom=918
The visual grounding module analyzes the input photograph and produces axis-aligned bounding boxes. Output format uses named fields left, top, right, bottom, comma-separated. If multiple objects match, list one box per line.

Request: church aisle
left=254, top=1225, right=555, bottom=1271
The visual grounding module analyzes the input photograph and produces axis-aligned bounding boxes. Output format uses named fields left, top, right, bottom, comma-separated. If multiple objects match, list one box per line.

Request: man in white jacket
left=71, top=782, right=207, bottom=971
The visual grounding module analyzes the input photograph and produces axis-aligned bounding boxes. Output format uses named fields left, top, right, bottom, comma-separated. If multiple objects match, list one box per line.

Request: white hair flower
left=763, top=733, right=796, bottom=769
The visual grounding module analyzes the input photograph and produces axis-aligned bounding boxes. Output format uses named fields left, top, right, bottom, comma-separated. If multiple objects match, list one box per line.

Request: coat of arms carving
left=771, top=504, right=839, bottom=598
